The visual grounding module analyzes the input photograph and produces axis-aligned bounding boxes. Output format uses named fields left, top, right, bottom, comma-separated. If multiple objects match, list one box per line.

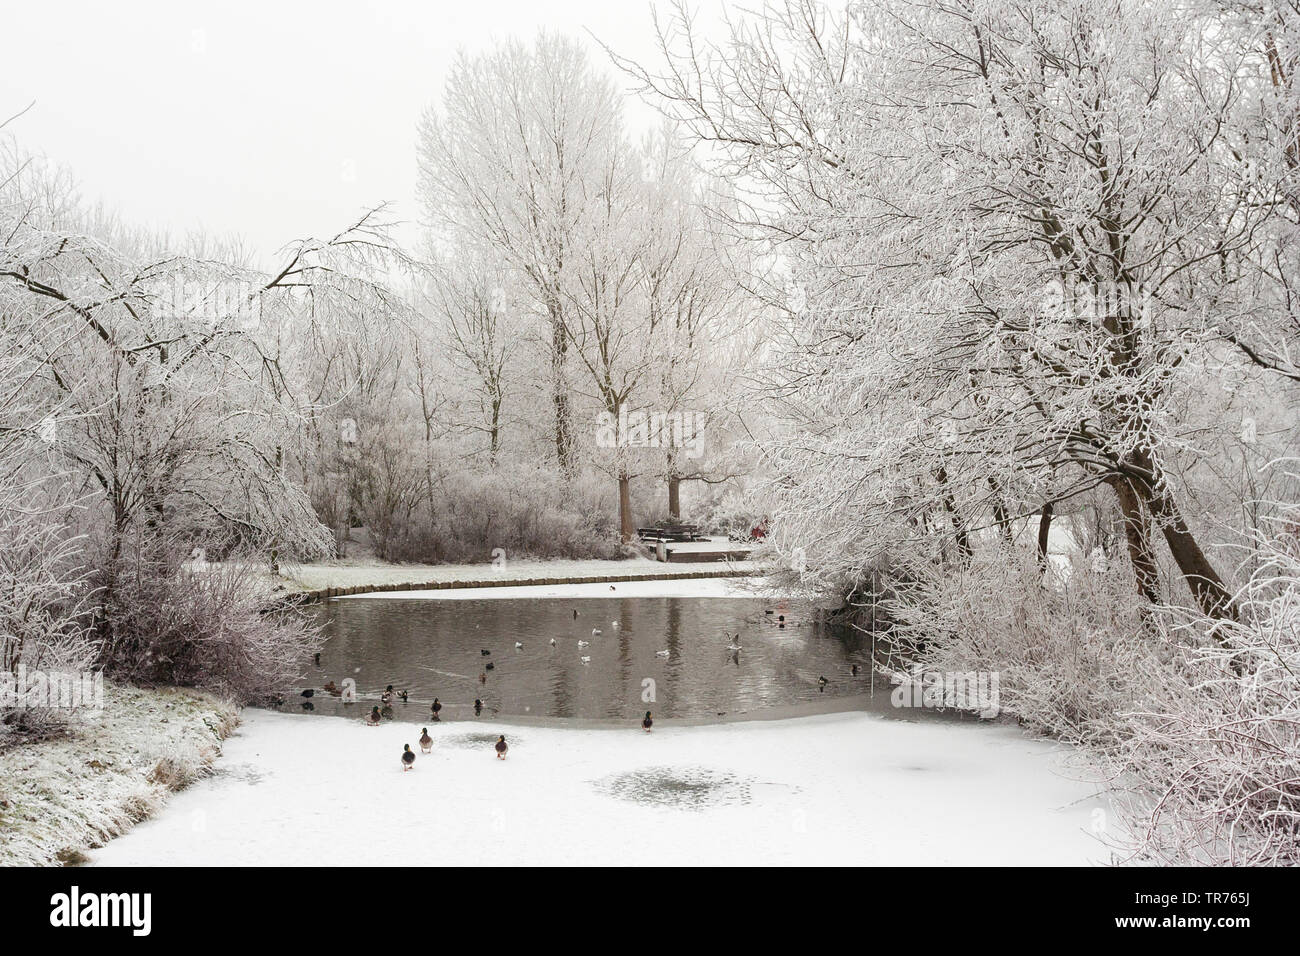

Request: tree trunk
left=1108, top=476, right=1161, bottom=605
left=549, top=299, right=571, bottom=471
left=1119, top=450, right=1237, bottom=625
left=668, top=475, right=681, bottom=522
left=1140, top=484, right=1238, bottom=623
left=618, top=474, right=635, bottom=544
left=1037, top=501, right=1055, bottom=569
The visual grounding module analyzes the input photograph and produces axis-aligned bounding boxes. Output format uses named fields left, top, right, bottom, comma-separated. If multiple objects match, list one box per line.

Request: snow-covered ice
left=89, top=707, right=1113, bottom=866
left=337, top=575, right=780, bottom=601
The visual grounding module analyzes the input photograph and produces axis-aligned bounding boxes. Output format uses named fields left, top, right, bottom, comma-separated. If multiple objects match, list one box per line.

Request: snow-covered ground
left=337, top=574, right=780, bottom=601
left=0, top=683, right=237, bottom=866
left=88, top=707, right=1114, bottom=866
left=278, top=555, right=759, bottom=594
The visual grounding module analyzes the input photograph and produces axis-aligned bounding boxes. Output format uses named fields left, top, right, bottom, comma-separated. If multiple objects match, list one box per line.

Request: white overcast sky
left=1, top=0, right=728, bottom=268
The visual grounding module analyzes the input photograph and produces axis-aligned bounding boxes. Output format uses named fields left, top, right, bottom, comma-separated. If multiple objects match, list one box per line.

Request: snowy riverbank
left=88, top=706, right=1116, bottom=866
left=0, top=683, right=238, bottom=866
left=276, top=555, right=761, bottom=595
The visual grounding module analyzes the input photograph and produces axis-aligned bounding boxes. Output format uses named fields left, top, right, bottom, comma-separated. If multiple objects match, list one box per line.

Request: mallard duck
left=474, top=698, right=483, bottom=716
left=431, top=698, right=442, bottom=719
left=419, top=728, right=432, bottom=753
left=572, top=608, right=579, bottom=619
left=851, top=664, right=860, bottom=677
left=480, top=649, right=492, bottom=656
left=323, top=681, right=340, bottom=695
left=398, top=690, right=409, bottom=703
left=381, top=685, right=394, bottom=704
left=549, top=638, right=556, bottom=646
left=485, top=662, right=495, bottom=671
left=366, top=706, right=382, bottom=726
left=401, top=744, right=416, bottom=771
left=642, top=711, right=653, bottom=732
left=817, top=675, right=829, bottom=692
left=300, top=688, right=314, bottom=699
left=514, top=641, right=523, bottom=649
left=479, top=672, right=487, bottom=684
left=495, top=735, right=508, bottom=759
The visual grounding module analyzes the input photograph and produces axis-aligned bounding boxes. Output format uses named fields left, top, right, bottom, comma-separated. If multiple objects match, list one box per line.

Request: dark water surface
left=292, top=595, right=920, bottom=721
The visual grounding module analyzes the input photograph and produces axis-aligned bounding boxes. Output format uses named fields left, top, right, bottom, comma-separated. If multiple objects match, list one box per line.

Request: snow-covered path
left=89, top=708, right=1113, bottom=866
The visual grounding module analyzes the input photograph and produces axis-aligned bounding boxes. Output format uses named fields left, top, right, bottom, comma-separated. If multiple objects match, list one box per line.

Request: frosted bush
left=101, top=550, right=322, bottom=704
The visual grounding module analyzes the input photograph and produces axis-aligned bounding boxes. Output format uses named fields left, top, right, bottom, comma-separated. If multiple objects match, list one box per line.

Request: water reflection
left=291, top=596, right=959, bottom=722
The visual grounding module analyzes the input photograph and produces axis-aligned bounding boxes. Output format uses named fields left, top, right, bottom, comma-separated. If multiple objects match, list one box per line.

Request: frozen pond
left=290, top=594, right=943, bottom=722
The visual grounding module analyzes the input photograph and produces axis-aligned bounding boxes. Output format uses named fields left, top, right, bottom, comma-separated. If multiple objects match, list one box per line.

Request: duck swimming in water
left=401, top=744, right=416, bottom=771
left=485, top=662, right=495, bottom=671
left=474, top=698, right=483, bottom=716
left=366, top=706, right=382, bottom=726
left=323, top=681, right=340, bottom=695
left=480, top=649, right=491, bottom=656
left=642, top=711, right=653, bottom=732
left=495, top=735, right=508, bottom=759
left=381, top=685, right=394, bottom=704
left=431, top=698, right=442, bottom=720
left=817, top=675, right=829, bottom=693
left=419, top=728, right=432, bottom=753
left=398, top=690, right=409, bottom=703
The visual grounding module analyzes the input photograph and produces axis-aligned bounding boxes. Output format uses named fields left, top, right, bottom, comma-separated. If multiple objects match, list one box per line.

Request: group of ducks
left=400, top=731, right=510, bottom=770
left=395, top=712, right=655, bottom=775
left=366, top=689, right=485, bottom=727
left=397, top=710, right=655, bottom=771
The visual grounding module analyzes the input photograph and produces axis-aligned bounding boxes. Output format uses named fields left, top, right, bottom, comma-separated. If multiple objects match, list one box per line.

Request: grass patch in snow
left=0, top=681, right=238, bottom=866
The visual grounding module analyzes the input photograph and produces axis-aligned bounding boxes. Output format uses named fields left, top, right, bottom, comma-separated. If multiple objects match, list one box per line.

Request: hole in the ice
left=213, top=763, right=265, bottom=784
left=444, top=732, right=521, bottom=749
left=591, top=766, right=754, bottom=810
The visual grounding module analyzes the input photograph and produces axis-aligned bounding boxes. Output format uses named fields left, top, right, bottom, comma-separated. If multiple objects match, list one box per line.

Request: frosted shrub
left=101, top=553, right=322, bottom=704
left=889, top=536, right=1300, bottom=864
left=887, top=551, right=1155, bottom=745
left=376, top=465, right=625, bottom=564
left=1098, top=530, right=1300, bottom=865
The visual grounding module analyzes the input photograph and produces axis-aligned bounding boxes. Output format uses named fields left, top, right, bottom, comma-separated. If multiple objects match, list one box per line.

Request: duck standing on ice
left=495, top=735, right=509, bottom=760
left=419, top=728, right=433, bottom=753
left=401, top=744, right=416, bottom=771
left=641, top=711, right=653, bottom=732
left=366, top=706, right=382, bottom=726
